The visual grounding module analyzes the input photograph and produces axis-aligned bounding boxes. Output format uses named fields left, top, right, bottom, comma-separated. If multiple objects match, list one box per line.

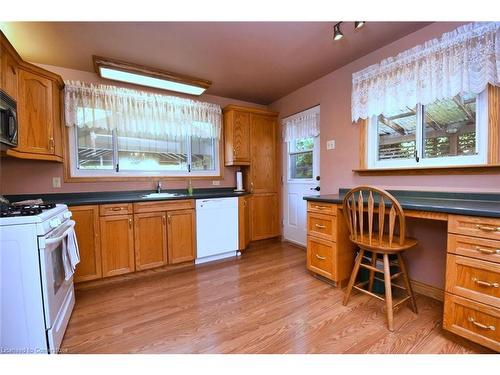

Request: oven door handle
left=45, top=220, right=76, bottom=245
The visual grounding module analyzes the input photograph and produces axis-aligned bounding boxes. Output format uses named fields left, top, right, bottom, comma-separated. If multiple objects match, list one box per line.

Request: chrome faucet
left=157, top=180, right=162, bottom=193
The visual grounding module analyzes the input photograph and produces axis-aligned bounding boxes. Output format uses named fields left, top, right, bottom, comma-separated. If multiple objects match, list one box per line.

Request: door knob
left=310, top=186, right=320, bottom=191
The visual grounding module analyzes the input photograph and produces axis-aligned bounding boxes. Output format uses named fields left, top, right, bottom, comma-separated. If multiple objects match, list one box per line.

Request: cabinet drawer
left=443, top=293, right=499, bottom=352
left=307, top=202, right=336, bottom=215
left=446, top=254, right=500, bottom=308
left=308, top=212, right=336, bottom=241
left=448, top=234, right=500, bottom=264
left=99, top=203, right=133, bottom=216
left=449, top=215, right=500, bottom=241
left=307, top=236, right=334, bottom=279
left=133, top=199, right=194, bottom=213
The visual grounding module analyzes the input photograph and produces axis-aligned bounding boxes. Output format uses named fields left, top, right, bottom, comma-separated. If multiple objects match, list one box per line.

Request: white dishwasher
left=195, top=197, right=239, bottom=264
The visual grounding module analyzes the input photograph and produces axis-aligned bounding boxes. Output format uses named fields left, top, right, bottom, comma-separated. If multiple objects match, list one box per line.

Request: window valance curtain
left=351, top=22, right=500, bottom=122
left=283, top=106, right=320, bottom=142
left=64, top=81, right=222, bottom=140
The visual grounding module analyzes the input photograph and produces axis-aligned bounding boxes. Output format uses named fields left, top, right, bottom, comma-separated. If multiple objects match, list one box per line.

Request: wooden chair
left=342, top=186, right=418, bottom=331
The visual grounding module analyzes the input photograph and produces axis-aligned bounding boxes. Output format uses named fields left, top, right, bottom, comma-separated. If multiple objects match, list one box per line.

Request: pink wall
left=269, top=22, right=500, bottom=289
left=0, top=64, right=267, bottom=194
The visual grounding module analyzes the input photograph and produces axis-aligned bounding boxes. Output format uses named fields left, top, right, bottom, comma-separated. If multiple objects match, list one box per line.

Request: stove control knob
left=63, top=211, right=72, bottom=219
left=50, top=218, right=61, bottom=228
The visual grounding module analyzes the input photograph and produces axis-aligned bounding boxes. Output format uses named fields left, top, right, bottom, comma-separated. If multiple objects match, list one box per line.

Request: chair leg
left=368, top=251, right=377, bottom=292
left=382, top=253, right=394, bottom=331
left=397, top=253, right=418, bottom=314
left=343, top=249, right=365, bottom=306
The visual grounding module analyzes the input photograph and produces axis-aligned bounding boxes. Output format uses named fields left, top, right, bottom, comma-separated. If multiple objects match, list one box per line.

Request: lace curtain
left=64, top=81, right=222, bottom=140
left=283, top=106, right=320, bottom=142
left=351, top=22, right=500, bottom=122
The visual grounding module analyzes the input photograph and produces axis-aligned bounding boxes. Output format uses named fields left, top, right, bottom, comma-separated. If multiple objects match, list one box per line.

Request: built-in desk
left=304, top=189, right=500, bottom=352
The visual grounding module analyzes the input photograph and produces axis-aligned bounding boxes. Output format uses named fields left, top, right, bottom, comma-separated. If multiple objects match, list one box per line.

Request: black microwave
left=0, top=90, right=18, bottom=147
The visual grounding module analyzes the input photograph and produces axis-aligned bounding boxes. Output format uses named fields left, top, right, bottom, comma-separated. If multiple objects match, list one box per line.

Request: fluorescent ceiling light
left=93, top=56, right=211, bottom=96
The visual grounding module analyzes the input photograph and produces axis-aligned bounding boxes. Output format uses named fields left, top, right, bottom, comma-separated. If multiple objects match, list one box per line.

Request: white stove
left=0, top=204, right=77, bottom=354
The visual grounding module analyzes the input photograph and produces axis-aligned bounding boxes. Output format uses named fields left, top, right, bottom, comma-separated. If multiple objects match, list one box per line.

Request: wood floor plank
left=61, top=242, right=493, bottom=354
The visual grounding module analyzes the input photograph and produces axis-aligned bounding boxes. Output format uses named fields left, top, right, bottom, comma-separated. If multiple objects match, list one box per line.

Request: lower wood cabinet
left=71, top=205, right=102, bottom=283
left=134, top=212, right=168, bottom=270
left=167, top=209, right=196, bottom=264
left=100, top=214, right=135, bottom=277
left=250, top=193, right=279, bottom=241
left=239, top=195, right=251, bottom=250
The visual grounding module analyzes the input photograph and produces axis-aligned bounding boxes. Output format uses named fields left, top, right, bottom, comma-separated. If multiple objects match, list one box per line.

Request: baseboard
left=410, top=279, right=444, bottom=302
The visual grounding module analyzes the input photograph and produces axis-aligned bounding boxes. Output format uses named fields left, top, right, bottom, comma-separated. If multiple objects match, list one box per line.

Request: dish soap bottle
left=187, top=179, right=194, bottom=196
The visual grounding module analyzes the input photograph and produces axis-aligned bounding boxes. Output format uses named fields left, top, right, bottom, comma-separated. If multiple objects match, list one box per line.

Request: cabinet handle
left=315, top=254, right=326, bottom=260
left=162, top=216, right=166, bottom=225
left=474, top=246, right=500, bottom=255
left=468, top=317, right=496, bottom=331
left=475, top=224, right=500, bottom=232
left=129, top=218, right=132, bottom=228
left=250, top=182, right=254, bottom=193
left=315, top=224, right=326, bottom=229
left=314, top=205, right=327, bottom=210
left=472, top=278, right=499, bottom=288
left=49, top=138, right=55, bottom=149
left=112, top=207, right=123, bottom=211
left=233, top=147, right=237, bottom=155
left=168, top=215, right=171, bottom=224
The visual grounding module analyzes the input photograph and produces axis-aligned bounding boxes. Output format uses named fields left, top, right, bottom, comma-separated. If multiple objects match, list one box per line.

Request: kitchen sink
left=141, top=192, right=182, bottom=199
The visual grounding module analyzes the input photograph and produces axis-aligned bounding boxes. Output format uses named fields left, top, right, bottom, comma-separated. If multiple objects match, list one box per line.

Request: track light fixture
left=333, top=22, right=343, bottom=41
left=355, top=21, right=365, bottom=30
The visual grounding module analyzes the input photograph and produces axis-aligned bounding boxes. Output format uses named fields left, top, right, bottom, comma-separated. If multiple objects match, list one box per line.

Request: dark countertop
left=304, top=189, right=500, bottom=218
left=5, top=188, right=250, bottom=206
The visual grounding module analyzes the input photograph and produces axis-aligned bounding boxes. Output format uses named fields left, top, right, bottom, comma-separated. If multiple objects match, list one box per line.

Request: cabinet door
left=250, top=193, right=279, bottom=241
left=1, top=50, right=18, bottom=100
left=167, top=209, right=196, bottom=264
left=71, top=205, right=102, bottom=283
left=16, top=69, right=54, bottom=155
left=134, top=212, right=168, bottom=270
left=225, top=110, right=251, bottom=165
left=100, top=214, right=135, bottom=277
left=239, top=195, right=251, bottom=250
left=250, top=114, right=277, bottom=193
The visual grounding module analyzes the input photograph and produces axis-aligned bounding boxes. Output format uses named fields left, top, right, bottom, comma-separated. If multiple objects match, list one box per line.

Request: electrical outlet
left=326, top=140, right=336, bottom=150
left=52, top=177, right=61, bottom=188
left=212, top=180, right=221, bottom=186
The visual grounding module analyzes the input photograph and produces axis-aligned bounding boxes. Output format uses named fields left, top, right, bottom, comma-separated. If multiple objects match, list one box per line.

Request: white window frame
left=286, top=136, right=320, bottom=183
left=67, top=127, right=221, bottom=178
left=367, top=90, right=489, bottom=169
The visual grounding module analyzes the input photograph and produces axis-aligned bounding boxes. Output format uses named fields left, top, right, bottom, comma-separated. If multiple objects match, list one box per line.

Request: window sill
left=353, top=164, right=500, bottom=176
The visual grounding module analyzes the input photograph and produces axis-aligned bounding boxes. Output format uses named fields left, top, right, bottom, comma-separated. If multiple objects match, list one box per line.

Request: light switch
left=52, top=177, right=61, bottom=188
left=326, top=140, right=336, bottom=150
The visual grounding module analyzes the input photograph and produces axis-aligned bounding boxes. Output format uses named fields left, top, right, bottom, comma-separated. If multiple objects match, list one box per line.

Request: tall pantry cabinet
left=223, top=105, right=280, bottom=242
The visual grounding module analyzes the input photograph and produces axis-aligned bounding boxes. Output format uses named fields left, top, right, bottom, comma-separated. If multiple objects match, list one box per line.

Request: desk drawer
left=307, top=236, right=334, bottom=279
left=443, top=293, right=499, bottom=352
left=99, top=203, right=133, bottom=216
left=307, top=202, right=336, bottom=215
left=308, top=212, right=336, bottom=241
left=448, top=234, right=500, bottom=264
left=449, top=215, right=500, bottom=241
left=446, top=254, right=500, bottom=308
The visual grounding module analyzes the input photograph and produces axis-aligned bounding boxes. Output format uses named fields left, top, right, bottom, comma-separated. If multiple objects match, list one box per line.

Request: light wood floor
left=62, top=241, right=492, bottom=354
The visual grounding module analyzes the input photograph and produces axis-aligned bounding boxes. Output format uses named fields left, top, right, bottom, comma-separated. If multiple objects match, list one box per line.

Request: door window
left=288, top=137, right=314, bottom=180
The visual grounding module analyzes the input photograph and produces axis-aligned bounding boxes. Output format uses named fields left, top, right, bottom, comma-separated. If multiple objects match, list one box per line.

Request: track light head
left=333, top=22, right=343, bottom=41
left=355, top=21, right=365, bottom=30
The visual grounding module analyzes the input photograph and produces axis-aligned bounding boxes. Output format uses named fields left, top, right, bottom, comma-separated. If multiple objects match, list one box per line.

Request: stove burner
left=0, top=202, right=57, bottom=217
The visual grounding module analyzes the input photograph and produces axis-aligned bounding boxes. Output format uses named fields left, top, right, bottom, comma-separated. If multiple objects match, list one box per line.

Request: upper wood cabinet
left=250, top=114, right=277, bottom=194
left=100, top=214, right=135, bottom=277
left=167, top=209, right=196, bottom=264
left=134, top=212, right=168, bottom=270
left=1, top=31, right=64, bottom=162
left=224, top=109, right=251, bottom=166
left=71, top=205, right=102, bottom=283
left=1, top=47, right=19, bottom=100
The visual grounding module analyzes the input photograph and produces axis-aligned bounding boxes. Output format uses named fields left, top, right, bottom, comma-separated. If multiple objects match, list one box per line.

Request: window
left=288, top=138, right=314, bottom=179
left=71, top=125, right=219, bottom=178
left=367, top=90, right=488, bottom=169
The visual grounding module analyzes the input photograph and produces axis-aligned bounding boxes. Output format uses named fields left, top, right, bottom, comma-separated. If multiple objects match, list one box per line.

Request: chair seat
left=349, top=233, right=418, bottom=253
